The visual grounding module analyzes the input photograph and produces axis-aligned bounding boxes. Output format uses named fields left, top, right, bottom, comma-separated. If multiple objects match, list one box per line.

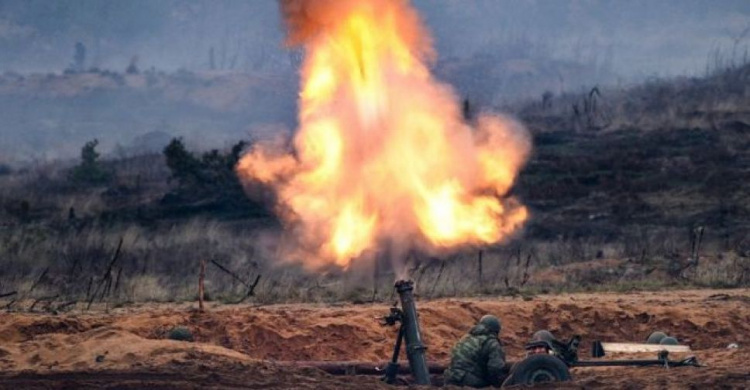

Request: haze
left=0, top=0, right=748, bottom=161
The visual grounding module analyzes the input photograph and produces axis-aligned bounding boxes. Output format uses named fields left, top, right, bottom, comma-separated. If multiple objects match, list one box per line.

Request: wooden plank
left=601, top=342, right=691, bottom=353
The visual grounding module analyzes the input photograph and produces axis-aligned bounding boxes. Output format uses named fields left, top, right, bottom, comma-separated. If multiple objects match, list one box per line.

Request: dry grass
left=0, top=219, right=746, bottom=309
left=1, top=64, right=749, bottom=308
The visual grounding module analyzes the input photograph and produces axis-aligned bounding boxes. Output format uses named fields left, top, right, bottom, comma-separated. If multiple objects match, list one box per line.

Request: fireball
left=237, top=0, right=531, bottom=268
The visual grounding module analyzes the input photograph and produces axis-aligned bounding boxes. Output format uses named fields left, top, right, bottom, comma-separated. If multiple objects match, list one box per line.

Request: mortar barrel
left=395, top=279, right=431, bottom=385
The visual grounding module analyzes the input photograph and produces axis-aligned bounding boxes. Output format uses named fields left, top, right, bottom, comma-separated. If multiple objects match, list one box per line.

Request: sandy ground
left=0, top=288, right=748, bottom=389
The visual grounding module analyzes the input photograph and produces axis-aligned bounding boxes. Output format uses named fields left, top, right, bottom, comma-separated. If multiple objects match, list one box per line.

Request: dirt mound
left=0, top=316, right=109, bottom=344
left=108, top=289, right=750, bottom=360
left=0, top=288, right=748, bottom=388
left=0, top=320, right=387, bottom=389
left=0, top=326, right=249, bottom=372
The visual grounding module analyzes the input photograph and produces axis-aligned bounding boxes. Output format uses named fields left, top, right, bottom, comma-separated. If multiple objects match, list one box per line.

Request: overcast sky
left=1, top=0, right=748, bottom=80
left=415, top=0, right=750, bottom=78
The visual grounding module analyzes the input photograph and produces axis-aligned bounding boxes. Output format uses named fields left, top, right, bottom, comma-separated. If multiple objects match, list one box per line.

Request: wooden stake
left=86, top=237, right=123, bottom=311
left=29, top=294, right=59, bottom=312
left=198, top=259, right=206, bottom=311
left=29, top=267, right=49, bottom=294
left=0, top=291, right=17, bottom=299
left=429, top=260, right=446, bottom=297
left=477, top=250, right=484, bottom=289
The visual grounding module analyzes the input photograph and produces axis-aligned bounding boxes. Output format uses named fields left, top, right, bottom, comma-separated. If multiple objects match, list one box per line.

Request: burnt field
left=0, top=289, right=748, bottom=389
left=1, top=63, right=748, bottom=306
left=1, top=2, right=748, bottom=390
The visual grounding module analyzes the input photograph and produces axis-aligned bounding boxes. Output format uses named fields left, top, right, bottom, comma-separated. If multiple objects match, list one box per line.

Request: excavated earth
left=0, top=289, right=748, bottom=389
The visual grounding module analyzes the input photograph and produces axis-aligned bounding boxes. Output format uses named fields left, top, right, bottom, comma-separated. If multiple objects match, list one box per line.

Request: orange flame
left=237, top=0, right=531, bottom=268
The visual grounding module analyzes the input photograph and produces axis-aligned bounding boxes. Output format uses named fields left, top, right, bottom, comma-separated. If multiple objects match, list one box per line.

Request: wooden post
left=477, top=250, right=484, bottom=290
left=429, top=261, right=446, bottom=297
left=198, top=259, right=206, bottom=311
left=371, top=256, right=379, bottom=302
left=691, top=226, right=704, bottom=266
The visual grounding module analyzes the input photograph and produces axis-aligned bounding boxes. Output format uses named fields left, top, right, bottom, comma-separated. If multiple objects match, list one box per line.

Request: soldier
left=444, top=315, right=506, bottom=387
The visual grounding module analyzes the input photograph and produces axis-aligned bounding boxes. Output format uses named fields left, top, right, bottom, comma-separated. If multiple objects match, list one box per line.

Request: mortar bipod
left=381, top=307, right=406, bottom=384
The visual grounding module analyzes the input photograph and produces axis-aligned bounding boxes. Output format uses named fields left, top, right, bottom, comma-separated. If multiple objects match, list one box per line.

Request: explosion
left=237, top=0, right=531, bottom=269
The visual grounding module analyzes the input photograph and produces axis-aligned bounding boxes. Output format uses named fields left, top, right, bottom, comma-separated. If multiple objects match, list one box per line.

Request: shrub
left=162, top=138, right=268, bottom=217
left=69, top=139, right=111, bottom=185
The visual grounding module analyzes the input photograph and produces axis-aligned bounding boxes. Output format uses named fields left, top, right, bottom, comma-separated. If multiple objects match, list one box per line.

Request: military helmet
left=479, top=314, right=502, bottom=334
left=646, top=331, right=668, bottom=344
left=531, top=329, right=556, bottom=343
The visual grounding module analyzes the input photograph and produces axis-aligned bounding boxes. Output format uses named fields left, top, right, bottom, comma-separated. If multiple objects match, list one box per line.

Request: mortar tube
left=394, top=280, right=431, bottom=385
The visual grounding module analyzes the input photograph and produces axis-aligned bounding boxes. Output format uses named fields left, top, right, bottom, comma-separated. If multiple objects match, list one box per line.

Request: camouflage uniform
left=444, top=319, right=506, bottom=388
